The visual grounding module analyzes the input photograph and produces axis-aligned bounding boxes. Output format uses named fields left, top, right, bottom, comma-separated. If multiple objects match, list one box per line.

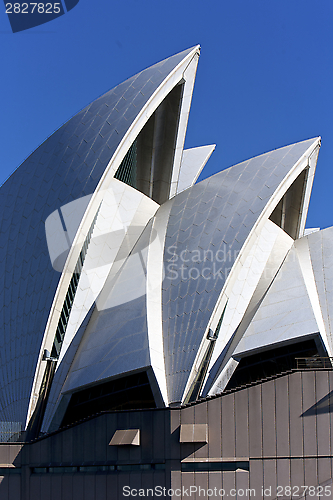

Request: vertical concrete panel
left=83, top=421, right=96, bottom=464
left=83, top=475, right=95, bottom=500
left=302, top=372, right=317, bottom=456
left=0, top=476, right=9, bottom=500
left=208, top=398, right=222, bottom=459
left=208, top=471, right=222, bottom=496
left=222, top=471, right=235, bottom=498
left=50, top=434, right=62, bottom=464
left=329, top=373, right=333, bottom=462
left=262, top=381, right=276, bottom=458
left=40, top=437, right=51, bottom=465
left=180, top=407, right=195, bottom=462
left=181, top=472, right=195, bottom=497
left=9, top=475, right=21, bottom=500
left=249, top=460, right=263, bottom=499
left=194, top=402, right=208, bottom=459
left=40, top=474, right=52, bottom=500
left=50, top=475, right=62, bottom=500
left=94, top=414, right=107, bottom=463
left=318, top=458, right=332, bottom=486
left=304, top=458, right=317, bottom=488
left=129, top=472, right=141, bottom=495
left=129, top=413, right=141, bottom=463
left=106, top=413, right=118, bottom=462
left=321, top=478, right=333, bottom=500
left=106, top=474, right=118, bottom=499
left=194, top=401, right=208, bottom=422
left=289, top=373, right=304, bottom=457
left=316, top=372, right=330, bottom=457
left=152, top=410, right=164, bottom=460
left=21, top=466, right=30, bottom=500
left=141, top=472, right=154, bottom=497
left=236, top=471, right=249, bottom=499
left=275, top=376, right=290, bottom=457
left=31, top=442, right=41, bottom=465
left=154, top=471, right=167, bottom=493
left=117, top=472, right=130, bottom=499
left=248, top=385, right=262, bottom=458
left=290, top=459, right=304, bottom=493
left=72, top=475, right=84, bottom=500
left=194, top=472, right=208, bottom=500
left=95, top=475, right=106, bottom=500
left=72, top=424, right=85, bottom=464
left=22, top=446, right=30, bottom=472
left=61, top=474, right=73, bottom=500
left=221, top=393, right=235, bottom=458
left=169, top=410, right=180, bottom=461
left=62, top=429, right=73, bottom=464
left=235, top=389, right=249, bottom=458
left=181, top=407, right=195, bottom=424
left=117, top=413, right=130, bottom=462
left=276, top=459, right=290, bottom=492
left=170, top=470, right=181, bottom=498
left=142, top=411, right=153, bottom=462
left=263, top=459, right=276, bottom=498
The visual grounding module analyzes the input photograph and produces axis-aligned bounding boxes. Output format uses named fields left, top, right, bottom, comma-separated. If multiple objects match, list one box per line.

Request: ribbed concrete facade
left=0, top=369, right=332, bottom=499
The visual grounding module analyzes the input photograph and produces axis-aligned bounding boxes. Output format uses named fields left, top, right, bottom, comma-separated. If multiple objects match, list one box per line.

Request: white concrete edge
left=169, top=53, right=200, bottom=198
left=208, top=357, right=239, bottom=395
left=180, top=294, right=228, bottom=402
left=57, top=187, right=159, bottom=367
left=206, top=137, right=321, bottom=352
left=187, top=220, right=288, bottom=399
left=189, top=145, right=216, bottom=185
left=44, top=197, right=159, bottom=428
left=298, top=144, right=320, bottom=237
left=207, top=225, right=294, bottom=396
left=295, top=236, right=332, bottom=356
left=146, top=200, right=175, bottom=405
left=176, top=144, right=216, bottom=195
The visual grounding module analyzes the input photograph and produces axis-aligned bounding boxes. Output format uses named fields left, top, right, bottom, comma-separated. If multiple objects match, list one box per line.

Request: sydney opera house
left=0, top=46, right=332, bottom=499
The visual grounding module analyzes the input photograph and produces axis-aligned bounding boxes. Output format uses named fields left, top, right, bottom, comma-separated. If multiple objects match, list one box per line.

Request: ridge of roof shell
left=205, top=136, right=320, bottom=181
left=0, top=45, right=200, bottom=191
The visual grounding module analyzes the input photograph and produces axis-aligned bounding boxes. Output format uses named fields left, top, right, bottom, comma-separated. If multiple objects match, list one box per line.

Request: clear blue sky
left=1, top=0, right=332, bottom=228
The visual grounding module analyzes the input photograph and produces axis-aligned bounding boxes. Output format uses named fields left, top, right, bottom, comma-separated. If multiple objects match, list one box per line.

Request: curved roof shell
left=54, top=138, right=320, bottom=412
left=162, top=137, right=319, bottom=402
left=0, top=45, right=324, bottom=438
left=0, top=46, right=198, bottom=430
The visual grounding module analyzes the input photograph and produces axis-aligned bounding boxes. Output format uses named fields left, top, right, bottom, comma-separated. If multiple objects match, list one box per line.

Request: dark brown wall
left=0, top=370, right=332, bottom=499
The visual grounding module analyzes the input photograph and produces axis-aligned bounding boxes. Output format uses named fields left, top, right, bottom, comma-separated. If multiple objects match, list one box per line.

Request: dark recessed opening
left=61, top=371, right=156, bottom=428
left=269, top=168, right=308, bottom=239
left=181, top=461, right=249, bottom=472
left=114, top=82, right=184, bottom=205
left=225, top=338, right=320, bottom=390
